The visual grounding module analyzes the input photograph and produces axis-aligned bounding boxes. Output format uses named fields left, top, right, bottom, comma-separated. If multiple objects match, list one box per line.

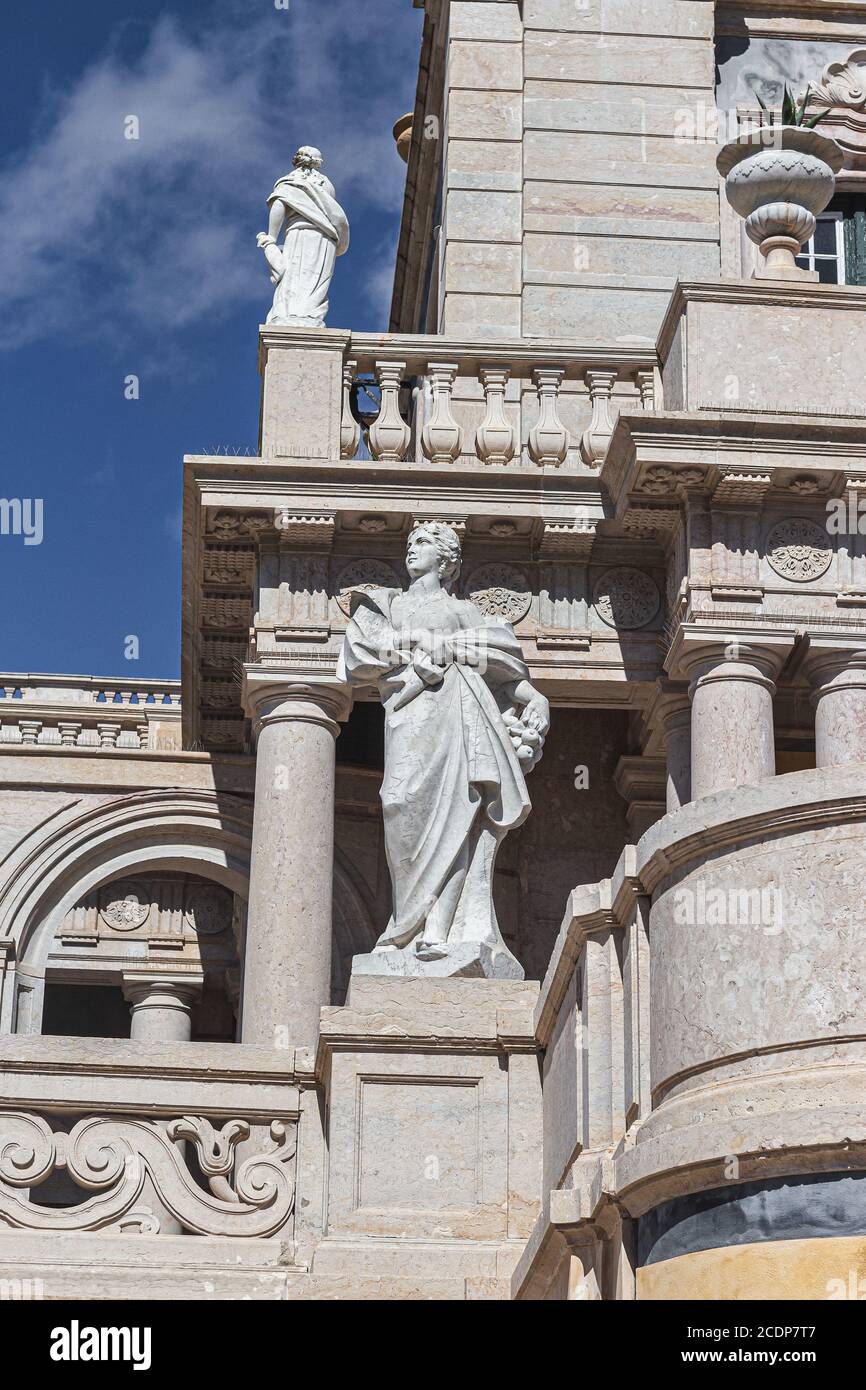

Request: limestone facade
left=2, top=0, right=866, bottom=1300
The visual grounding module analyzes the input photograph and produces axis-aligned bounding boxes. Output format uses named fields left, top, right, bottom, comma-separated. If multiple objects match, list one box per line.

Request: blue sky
left=0, top=0, right=422, bottom=678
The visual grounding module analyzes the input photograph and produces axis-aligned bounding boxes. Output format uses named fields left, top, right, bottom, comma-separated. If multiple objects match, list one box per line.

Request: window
left=796, top=210, right=844, bottom=283
left=795, top=195, right=866, bottom=286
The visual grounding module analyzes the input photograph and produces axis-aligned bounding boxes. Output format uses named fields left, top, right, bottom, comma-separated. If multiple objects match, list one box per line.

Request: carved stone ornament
left=185, top=884, right=233, bottom=937
left=335, top=559, right=401, bottom=616
left=0, top=1112, right=295, bottom=1238
left=639, top=465, right=705, bottom=495
left=593, top=567, right=661, bottom=630
left=464, top=564, right=532, bottom=622
left=99, top=883, right=150, bottom=932
left=766, top=518, right=833, bottom=581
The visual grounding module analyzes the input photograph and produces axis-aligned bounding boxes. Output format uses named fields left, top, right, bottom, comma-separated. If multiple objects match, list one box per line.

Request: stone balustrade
left=258, top=326, right=658, bottom=469
left=0, top=1036, right=300, bottom=1240
left=346, top=336, right=657, bottom=468
left=0, top=675, right=182, bottom=751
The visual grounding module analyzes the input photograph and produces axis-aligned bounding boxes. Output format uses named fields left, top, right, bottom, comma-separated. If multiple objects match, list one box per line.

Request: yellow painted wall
left=638, top=1235, right=866, bottom=1300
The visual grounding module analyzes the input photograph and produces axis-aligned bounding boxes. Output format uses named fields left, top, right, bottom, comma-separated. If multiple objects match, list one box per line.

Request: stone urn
left=393, top=113, right=413, bottom=164
left=717, top=126, right=843, bottom=280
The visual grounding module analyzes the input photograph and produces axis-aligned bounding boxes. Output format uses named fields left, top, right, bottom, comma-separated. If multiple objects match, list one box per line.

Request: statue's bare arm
left=506, top=678, right=550, bottom=735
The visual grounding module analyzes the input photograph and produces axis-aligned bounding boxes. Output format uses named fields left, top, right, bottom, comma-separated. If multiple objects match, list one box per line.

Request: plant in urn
left=717, top=86, right=843, bottom=280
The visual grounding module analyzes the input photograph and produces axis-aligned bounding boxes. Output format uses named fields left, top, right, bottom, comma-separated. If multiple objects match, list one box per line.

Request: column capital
left=804, top=642, right=866, bottom=700
left=668, top=628, right=792, bottom=691
left=242, top=665, right=351, bottom=736
left=122, top=972, right=204, bottom=1010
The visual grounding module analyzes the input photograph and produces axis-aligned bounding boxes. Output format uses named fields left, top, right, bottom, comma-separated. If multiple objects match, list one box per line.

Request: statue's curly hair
left=407, top=522, right=462, bottom=583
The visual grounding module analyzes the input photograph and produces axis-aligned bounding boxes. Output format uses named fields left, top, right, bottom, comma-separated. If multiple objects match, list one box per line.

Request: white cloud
left=0, top=1, right=420, bottom=348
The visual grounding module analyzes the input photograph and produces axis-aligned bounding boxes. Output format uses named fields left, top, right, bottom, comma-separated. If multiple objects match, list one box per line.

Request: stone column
left=241, top=676, right=349, bottom=1051
left=685, top=645, right=780, bottom=800
left=655, top=680, right=692, bottom=813
left=123, top=973, right=203, bottom=1042
left=808, top=647, right=866, bottom=768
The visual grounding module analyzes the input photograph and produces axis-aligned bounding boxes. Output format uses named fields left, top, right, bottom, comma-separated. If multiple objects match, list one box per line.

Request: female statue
left=256, top=146, right=350, bottom=328
left=338, top=523, right=549, bottom=979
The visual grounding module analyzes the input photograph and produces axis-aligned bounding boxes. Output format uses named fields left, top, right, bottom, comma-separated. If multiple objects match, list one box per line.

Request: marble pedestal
left=313, top=977, right=542, bottom=1297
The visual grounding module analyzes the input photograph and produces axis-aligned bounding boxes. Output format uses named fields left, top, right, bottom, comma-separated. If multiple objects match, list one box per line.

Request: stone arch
left=0, top=789, right=252, bottom=1033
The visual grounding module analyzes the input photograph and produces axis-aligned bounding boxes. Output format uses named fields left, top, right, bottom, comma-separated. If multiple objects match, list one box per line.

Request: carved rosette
left=335, top=559, right=401, bottom=616
left=185, top=884, right=232, bottom=937
left=100, top=883, right=150, bottom=932
left=766, top=518, right=833, bottom=581
left=464, top=564, right=532, bottom=623
left=593, top=568, right=661, bottom=630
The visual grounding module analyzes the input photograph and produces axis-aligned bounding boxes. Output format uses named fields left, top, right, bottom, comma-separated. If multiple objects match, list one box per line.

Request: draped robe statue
left=256, top=146, right=349, bottom=328
left=337, top=524, right=550, bottom=980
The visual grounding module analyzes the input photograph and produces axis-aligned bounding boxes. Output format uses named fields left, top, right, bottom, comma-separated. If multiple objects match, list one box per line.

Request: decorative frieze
left=0, top=1112, right=296, bottom=1238
left=201, top=597, right=251, bottom=630
left=766, top=518, right=833, bottom=582
left=464, top=563, right=532, bottom=623
left=274, top=510, right=336, bottom=549
left=202, top=548, right=256, bottom=587
left=536, top=519, right=597, bottom=561
left=593, top=568, right=661, bottom=630
left=334, top=559, right=402, bottom=616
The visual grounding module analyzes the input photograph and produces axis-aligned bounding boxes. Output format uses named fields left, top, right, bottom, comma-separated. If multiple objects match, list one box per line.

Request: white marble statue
left=338, top=523, right=550, bottom=979
left=256, top=147, right=349, bottom=328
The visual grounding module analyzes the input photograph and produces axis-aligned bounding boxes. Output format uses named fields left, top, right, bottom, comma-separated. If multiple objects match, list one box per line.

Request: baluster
left=340, top=357, right=361, bottom=460
left=19, top=720, right=42, bottom=745
left=137, top=722, right=150, bottom=750
left=58, top=721, right=82, bottom=747
left=368, top=360, right=411, bottom=462
left=528, top=367, right=569, bottom=468
left=476, top=366, right=516, bottom=465
left=97, top=722, right=120, bottom=749
left=635, top=368, right=656, bottom=411
left=421, top=361, right=462, bottom=465
left=580, top=368, right=618, bottom=466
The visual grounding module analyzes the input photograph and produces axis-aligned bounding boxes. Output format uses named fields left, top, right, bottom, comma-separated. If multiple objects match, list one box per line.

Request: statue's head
left=406, top=522, right=462, bottom=585
left=293, top=146, right=324, bottom=171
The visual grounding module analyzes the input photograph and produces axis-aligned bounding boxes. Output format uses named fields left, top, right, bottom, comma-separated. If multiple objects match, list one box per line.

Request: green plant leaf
left=753, top=88, right=769, bottom=113
left=796, top=89, right=810, bottom=127
left=805, top=111, right=825, bottom=129
left=782, top=84, right=796, bottom=125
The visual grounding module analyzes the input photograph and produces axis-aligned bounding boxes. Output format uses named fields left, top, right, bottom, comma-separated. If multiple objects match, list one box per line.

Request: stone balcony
left=0, top=675, right=182, bottom=752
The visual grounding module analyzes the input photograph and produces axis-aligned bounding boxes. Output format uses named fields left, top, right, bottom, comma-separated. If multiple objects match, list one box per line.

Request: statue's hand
left=256, top=232, right=275, bottom=248
left=522, top=694, right=551, bottom=738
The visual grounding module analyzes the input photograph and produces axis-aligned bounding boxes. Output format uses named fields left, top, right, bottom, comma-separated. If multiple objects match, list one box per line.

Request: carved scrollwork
left=0, top=1113, right=295, bottom=1238
left=464, top=563, right=532, bottom=623
left=593, top=567, right=661, bottom=630
left=766, top=518, right=833, bottom=582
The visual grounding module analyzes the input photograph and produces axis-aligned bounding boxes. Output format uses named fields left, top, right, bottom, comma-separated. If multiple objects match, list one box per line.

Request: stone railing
left=259, top=328, right=658, bottom=468
left=0, top=675, right=182, bottom=752
left=0, top=1037, right=299, bottom=1239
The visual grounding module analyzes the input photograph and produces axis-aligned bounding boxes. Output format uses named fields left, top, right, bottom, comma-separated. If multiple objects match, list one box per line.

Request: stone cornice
left=635, top=762, right=866, bottom=896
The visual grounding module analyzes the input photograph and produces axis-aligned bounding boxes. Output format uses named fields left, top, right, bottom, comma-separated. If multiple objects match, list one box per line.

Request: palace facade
left=2, top=0, right=866, bottom=1300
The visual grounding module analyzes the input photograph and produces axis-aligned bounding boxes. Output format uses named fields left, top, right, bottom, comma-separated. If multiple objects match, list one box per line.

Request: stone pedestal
left=241, top=674, right=349, bottom=1051
left=808, top=647, right=866, bottom=769
left=314, top=978, right=541, bottom=1295
left=258, top=327, right=349, bottom=461
left=684, top=645, right=781, bottom=801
